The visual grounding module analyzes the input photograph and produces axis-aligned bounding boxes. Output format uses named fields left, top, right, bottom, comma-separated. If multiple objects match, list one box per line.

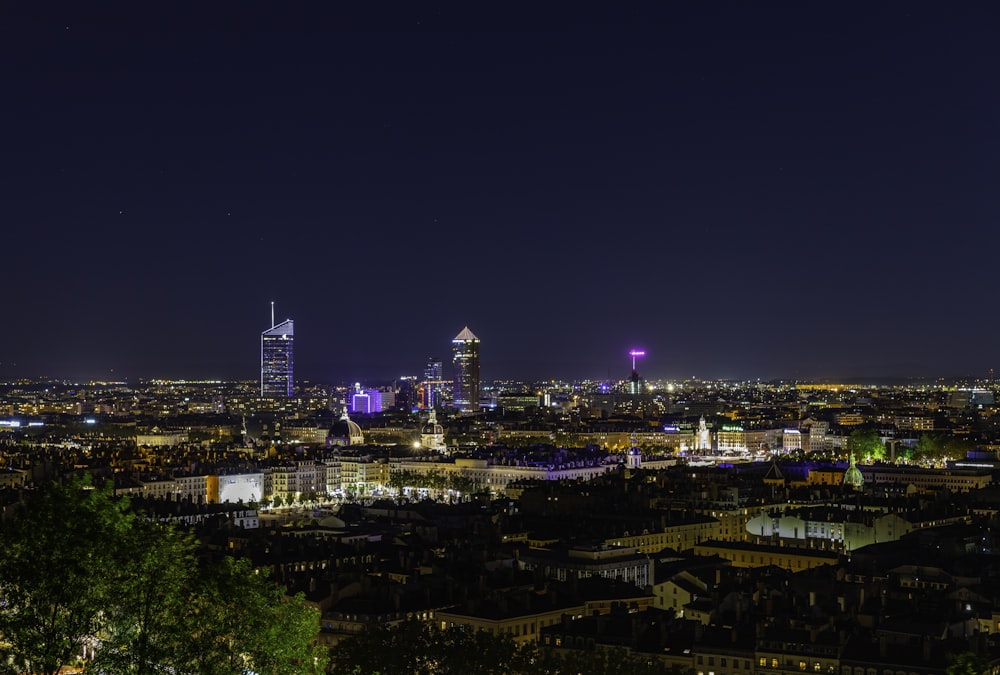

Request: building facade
left=422, top=358, right=445, bottom=409
left=261, top=318, right=294, bottom=397
left=451, top=326, right=480, bottom=413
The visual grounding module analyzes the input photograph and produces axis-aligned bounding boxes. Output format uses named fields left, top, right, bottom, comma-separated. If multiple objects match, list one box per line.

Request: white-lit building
left=782, top=429, right=802, bottom=453
left=216, top=472, right=263, bottom=504
left=264, top=461, right=325, bottom=503
left=135, top=429, right=188, bottom=447
left=339, top=456, right=389, bottom=495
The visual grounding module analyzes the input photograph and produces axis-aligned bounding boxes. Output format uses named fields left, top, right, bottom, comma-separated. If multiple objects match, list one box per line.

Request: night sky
left=3, top=4, right=998, bottom=384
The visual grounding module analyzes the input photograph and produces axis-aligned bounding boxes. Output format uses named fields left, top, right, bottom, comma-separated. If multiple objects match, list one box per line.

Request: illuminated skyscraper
left=261, top=309, right=294, bottom=398
left=422, top=358, right=445, bottom=409
left=451, top=327, right=479, bottom=414
left=627, top=349, right=645, bottom=395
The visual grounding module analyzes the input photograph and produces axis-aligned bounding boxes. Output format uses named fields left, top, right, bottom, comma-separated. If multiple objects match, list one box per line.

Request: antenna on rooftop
left=629, top=349, right=646, bottom=372
left=270, top=301, right=275, bottom=328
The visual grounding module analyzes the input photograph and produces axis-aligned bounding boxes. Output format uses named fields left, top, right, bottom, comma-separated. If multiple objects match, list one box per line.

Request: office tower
left=422, top=358, right=444, bottom=409
left=627, top=349, right=645, bottom=395
left=452, top=327, right=479, bottom=414
left=261, top=308, right=294, bottom=397
left=395, top=376, right=417, bottom=410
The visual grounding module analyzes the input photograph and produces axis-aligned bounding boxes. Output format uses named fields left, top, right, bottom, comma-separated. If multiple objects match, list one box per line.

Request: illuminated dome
left=420, top=409, right=446, bottom=451
left=843, top=454, right=864, bottom=490
left=328, top=409, right=364, bottom=447
left=626, top=435, right=642, bottom=469
left=421, top=409, right=444, bottom=437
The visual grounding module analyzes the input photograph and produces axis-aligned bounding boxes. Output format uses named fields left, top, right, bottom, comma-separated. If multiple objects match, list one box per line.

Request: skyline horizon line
left=1, top=369, right=997, bottom=388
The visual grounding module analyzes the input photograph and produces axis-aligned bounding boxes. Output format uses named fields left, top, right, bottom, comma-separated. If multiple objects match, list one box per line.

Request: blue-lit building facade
left=260, top=319, right=294, bottom=397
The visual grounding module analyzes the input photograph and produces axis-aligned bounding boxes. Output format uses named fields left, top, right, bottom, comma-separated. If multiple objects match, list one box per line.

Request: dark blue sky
left=2, top=3, right=998, bottom=383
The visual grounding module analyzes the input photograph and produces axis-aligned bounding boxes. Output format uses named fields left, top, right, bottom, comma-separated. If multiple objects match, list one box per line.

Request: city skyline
left=3, top=5, right=999, bottom=383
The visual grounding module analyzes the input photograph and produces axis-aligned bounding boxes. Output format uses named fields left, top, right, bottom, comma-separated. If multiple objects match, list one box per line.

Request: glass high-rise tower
left=451, top=326, right=479, bottom=414
left=422, top=358, right=444, bottom=409
left=261, top=319, right=294, bottom=398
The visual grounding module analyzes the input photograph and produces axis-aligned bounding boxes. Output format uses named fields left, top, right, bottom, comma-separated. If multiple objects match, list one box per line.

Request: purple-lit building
left=350, top=389, right=391, bottom=414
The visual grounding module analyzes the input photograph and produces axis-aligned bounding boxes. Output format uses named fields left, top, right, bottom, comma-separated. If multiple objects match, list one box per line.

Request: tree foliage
left=90, top=520, right=198, bottom=675
left=846, top=429, right=885, bottom=461
left=0, top=477, right=327, bottom=675
left=174, top=557, right=326, bottom=675
left=945, top=651, right=992, bottom=675
left=909, top=434, right=974, bottom=465
left=0, top=477, right=132, bottom=675
left=389, top=469, right=481, bottom=498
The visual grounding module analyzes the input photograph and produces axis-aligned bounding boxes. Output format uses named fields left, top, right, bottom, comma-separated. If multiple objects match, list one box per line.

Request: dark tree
left=0, top=477, right=132, bottom=675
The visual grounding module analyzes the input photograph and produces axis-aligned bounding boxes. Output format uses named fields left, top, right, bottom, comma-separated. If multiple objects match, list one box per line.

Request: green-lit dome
left=843, top=454, right=864, bottom=489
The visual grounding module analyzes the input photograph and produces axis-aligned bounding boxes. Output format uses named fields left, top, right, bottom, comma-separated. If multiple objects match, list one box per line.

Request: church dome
left=420, top=409, right=446, bottom=451
left=422, top=417, right=443, bottom=436
left=328, top=409, right=363, bottom=446
left=843, top=454, right=864, bottom=489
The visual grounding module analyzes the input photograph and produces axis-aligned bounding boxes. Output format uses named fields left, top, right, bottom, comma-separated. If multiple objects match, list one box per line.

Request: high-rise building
left=452, top=327, right=479, bottom=414
left=395, top=376, right=417, bottom=411
left=261, top=316, right=294, bottom=398
left=421, top=358, right=445, bottom=409
left=627, top=349, right=645, bottom=395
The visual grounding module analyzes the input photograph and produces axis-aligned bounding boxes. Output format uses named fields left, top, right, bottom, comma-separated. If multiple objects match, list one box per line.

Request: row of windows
left=757, top=657, right=834, bottom=672
left=697, top=656, right=750, bottom=668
